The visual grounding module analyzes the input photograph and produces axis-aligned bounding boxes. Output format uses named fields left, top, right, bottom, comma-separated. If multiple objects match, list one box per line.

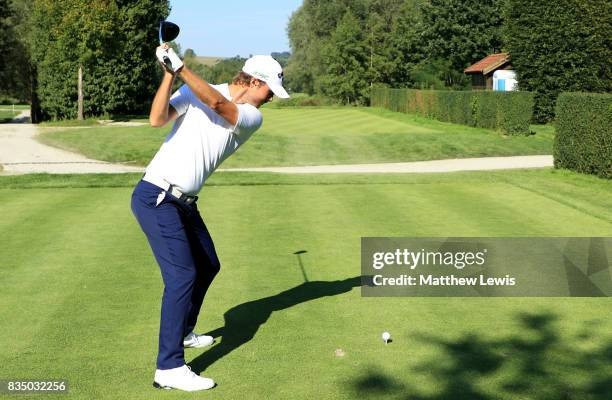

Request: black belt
left=142, top=173, right=198, bottom=205
left=167, top=183, right=198, bottom=205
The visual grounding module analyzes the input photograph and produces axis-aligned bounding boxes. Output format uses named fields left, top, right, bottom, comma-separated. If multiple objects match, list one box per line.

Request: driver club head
left=159, top=20, right=180, bottom=44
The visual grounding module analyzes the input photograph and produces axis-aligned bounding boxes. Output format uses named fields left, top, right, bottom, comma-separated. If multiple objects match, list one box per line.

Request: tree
left=201, top=57, right=246, bottom=84
left=285, top=4, right=319, bottom=94
left=286, top=0, right=369, bottom=96
left=30, top=0, right=170, bottom=120
left=285, top=0, right=506, bottom=102
left=387, top=0, right=428, bottom=87
left=319, top=10, right=368, bottom=104
left=0, top=0, right=16, bottom=96
left=364, top=0, right=404, bottom=91
left=183, top=48, right=196, bottom=59
left=503, top=0, right=612, bottom=122
left=0, top=0, right=31, bottom=102
left=271, top=51, right=290, bottom=67
left=113, top=0, right=171, bottom=115
left=419, top=0, right=504, bottom=89
left=10, top=0, right=43, bottom=121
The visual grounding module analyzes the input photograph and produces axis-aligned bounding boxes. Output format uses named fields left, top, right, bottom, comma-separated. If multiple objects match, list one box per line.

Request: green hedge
left=371, top=88, right=534, bottom=135
left=554, top=92, right=612, bottom=179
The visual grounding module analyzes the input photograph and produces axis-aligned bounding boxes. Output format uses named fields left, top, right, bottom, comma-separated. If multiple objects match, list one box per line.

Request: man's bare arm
left=178, top=66, right=244, bottom=126
left=149, top=71, right=178, bottom=127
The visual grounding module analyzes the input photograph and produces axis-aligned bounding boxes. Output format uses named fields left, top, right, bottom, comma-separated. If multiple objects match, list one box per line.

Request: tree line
left=0, top=0, right=169, bottom=122
left=286, top=0, right=504, bottom=104
left=0, top=0, right=281, bottom=122
left=1, top=0, right=609, bottom=123
left=286, top=0, right=611, bottom=122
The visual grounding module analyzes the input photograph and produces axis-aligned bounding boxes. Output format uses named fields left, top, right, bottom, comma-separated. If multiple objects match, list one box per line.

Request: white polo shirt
left=145, top=84, right=263, bottom=195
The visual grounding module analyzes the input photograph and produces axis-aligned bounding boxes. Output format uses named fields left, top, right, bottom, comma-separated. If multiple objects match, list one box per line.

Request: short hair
left=232, top=71, right=254, bottom=86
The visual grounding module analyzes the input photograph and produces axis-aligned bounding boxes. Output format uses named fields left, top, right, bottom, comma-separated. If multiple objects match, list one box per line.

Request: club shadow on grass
left=189, top=275, right=365, bottom=374
left=346, top=311, right=612, bottom=400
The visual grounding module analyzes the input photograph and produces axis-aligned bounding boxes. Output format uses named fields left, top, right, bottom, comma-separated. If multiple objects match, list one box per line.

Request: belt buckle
left=168, top=184, right=196, bottom=205
left=182, top=195, right=196, bottom=205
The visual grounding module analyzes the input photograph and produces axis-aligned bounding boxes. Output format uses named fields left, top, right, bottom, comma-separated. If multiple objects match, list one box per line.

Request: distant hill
left=194, top=56, right=226, bottom=66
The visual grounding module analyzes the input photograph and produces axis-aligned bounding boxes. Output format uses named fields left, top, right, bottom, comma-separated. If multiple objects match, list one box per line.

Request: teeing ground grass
left=0, top=169, right=610, bottom=399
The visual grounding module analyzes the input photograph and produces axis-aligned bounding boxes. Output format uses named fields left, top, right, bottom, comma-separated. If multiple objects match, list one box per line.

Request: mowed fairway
left=38, top=107, right=554, bottom=167
left=0, top=170, right=611, bottom=399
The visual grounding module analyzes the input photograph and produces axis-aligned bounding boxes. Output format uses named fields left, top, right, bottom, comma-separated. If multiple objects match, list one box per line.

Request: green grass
left=39, top=118, right=102, bottom=127
left=0, top=110, right=20, bottom=122
left=38, top=107, right=554, bottom=167
left=0, top=169, right=610, bottom=399
left=0, top=104, right=29, bottom=110
left=529, top=124, right=555, bottom=136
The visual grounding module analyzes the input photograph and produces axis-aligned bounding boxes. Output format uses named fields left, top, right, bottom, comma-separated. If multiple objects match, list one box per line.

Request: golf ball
left=382, top=331, right=391, bottom=342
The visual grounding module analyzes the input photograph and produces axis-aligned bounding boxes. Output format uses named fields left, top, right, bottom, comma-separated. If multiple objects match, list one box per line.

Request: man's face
left=263, top=84, right=274, bottom=102
left=250, top=79, right=274, bottom=105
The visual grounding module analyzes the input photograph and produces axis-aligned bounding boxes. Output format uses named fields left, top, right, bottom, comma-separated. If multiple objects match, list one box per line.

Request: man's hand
left=156, top=44, right=184, bottom=74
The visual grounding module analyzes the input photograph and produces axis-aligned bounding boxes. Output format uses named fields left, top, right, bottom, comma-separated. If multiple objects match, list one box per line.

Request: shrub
left=503, top=0, right=611, bottom=123
left=554, top=92, right=611, bottom=179
left=371, top=88, right=534, bottom=135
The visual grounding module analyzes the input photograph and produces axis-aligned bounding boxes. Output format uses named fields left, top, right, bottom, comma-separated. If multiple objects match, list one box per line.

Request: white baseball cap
left=242, top=55, right=290, bottom=99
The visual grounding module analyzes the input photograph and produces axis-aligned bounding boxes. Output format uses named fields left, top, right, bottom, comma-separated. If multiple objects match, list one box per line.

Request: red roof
left=464, top=53, right=510, bottom=75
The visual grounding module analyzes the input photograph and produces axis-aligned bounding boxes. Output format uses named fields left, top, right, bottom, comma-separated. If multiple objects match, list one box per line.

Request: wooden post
left=77, top=65, right=83, bottom=120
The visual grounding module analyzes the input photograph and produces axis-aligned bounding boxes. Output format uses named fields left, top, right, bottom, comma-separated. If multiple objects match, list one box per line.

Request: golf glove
left=156, top=47, right=184, bottom=74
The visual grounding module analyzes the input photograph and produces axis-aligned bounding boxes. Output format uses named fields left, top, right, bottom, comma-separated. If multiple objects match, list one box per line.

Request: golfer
left=131, top=45, right=289, bottom=391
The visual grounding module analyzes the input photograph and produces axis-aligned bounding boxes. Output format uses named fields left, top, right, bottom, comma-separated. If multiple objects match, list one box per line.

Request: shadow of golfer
left=189, top=276, right=363, bottom=374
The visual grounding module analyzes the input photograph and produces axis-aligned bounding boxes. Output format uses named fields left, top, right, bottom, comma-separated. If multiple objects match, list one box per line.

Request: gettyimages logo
left=361, top=237, right=612, bottom=297
left=372, top=248, right=488, bottom=270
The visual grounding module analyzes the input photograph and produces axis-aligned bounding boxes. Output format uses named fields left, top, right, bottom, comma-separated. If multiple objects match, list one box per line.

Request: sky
left=167, top=0, right=304, bottom=58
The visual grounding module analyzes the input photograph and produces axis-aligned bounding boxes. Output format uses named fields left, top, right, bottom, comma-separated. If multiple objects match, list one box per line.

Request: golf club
left=159, top=20, right=180, bottom=44
left=158, top=20, right=180, bottom=70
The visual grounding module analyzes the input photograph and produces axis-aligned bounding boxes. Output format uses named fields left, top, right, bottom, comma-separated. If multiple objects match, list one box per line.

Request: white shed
left=493, top=70, right=518, bottom=91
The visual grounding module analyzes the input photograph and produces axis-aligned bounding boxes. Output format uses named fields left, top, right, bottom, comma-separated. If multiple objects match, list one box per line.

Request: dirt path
left=0, top=110, right=553, bottom=175
left=220, top=155, right=553, bottom=174
left=0, top=110, right=143, bottom=174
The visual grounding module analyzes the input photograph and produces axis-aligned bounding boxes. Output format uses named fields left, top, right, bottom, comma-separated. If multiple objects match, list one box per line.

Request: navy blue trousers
left=131, top=180, right=220, bottom=370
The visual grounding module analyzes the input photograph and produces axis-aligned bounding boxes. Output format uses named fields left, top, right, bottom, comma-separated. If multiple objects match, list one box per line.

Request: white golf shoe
left=183, top=332, right=214, bottom=348
left=153, top=365, right=215, bottom=391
